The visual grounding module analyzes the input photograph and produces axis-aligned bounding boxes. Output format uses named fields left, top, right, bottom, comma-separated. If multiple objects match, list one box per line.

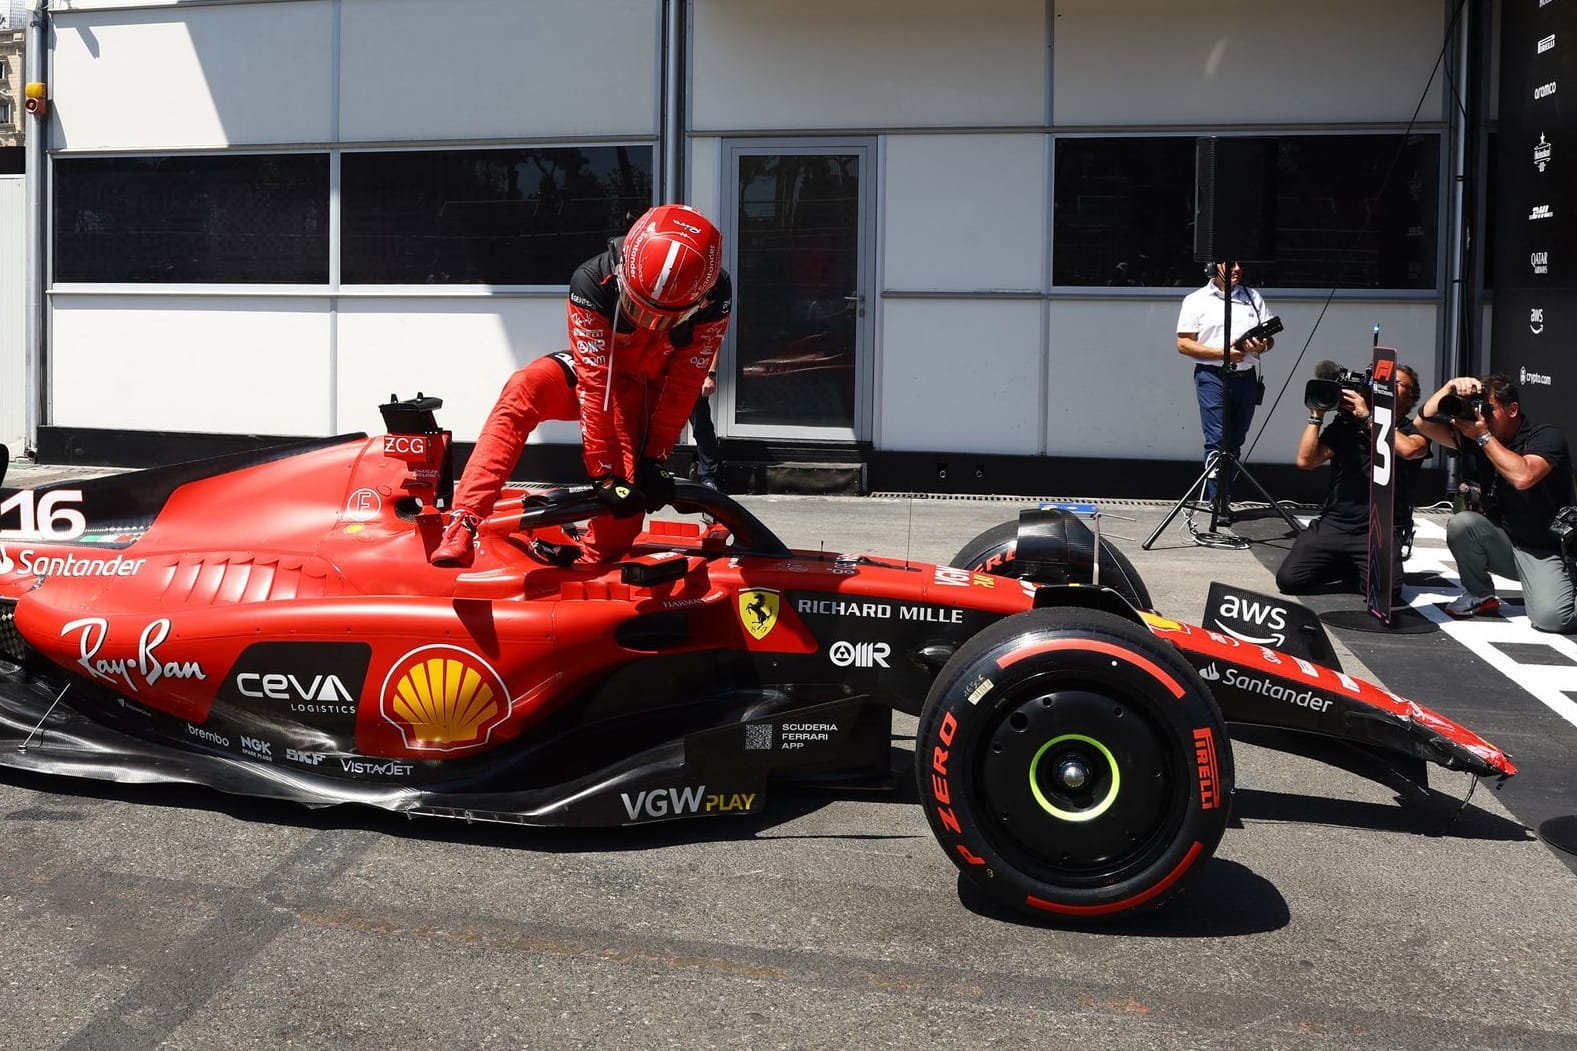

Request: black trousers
left=1275, top=517, right=1405, bottom=601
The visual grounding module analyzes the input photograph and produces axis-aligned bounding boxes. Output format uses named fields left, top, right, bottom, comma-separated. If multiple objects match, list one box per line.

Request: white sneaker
left=1443, top=593, right=1500, bottom=619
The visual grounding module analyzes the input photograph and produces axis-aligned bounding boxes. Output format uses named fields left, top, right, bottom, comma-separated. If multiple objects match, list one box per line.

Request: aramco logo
left=379, top=644, right=510, bottom=753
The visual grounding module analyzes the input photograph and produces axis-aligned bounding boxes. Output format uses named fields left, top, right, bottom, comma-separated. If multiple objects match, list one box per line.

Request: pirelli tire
left=950, top=520, right=1153, bottom=612
left=915, top=607, right=1232, bottom=921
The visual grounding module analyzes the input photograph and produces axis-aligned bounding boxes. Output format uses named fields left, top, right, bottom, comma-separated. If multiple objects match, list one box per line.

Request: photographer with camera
left=1176, top=262, right=1277, bottom=516
left=1275, top=362, right=1429, bottom=601
left=1414, top=374, right=1577, bottom=631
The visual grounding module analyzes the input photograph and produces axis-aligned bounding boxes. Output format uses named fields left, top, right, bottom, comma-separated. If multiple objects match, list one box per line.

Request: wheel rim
left=979, top=684, right=1187, bottom=884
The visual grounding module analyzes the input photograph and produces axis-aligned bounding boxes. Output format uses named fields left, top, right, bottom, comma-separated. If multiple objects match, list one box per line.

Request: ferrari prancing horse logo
left=738, top=589, right=780, bottom=641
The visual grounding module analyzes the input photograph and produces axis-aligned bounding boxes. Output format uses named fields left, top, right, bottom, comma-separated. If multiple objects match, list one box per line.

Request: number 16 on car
left=0, top=489, right=87, bottom=541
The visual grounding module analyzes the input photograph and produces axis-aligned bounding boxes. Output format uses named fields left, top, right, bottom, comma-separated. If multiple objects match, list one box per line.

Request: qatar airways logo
left=1532, top=251, right=1550, bottom=275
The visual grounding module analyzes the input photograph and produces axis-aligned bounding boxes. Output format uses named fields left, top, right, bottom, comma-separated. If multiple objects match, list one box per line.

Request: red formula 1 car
left=0, top=397, right=1515, bottom=922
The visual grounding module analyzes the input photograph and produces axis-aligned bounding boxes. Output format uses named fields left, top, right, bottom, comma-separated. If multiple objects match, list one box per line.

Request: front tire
left=915, top=607, right=1232, bottom=921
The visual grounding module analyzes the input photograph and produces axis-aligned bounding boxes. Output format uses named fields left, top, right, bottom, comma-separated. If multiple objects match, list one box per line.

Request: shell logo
left=379, top=645, right=510, bottom=753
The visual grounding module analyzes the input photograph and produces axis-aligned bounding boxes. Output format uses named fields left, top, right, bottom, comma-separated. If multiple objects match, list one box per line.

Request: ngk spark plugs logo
left=379, top=645, right=510, bottom=753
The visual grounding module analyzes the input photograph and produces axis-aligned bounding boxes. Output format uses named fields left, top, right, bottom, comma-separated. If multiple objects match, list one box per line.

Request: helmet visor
left=618, top=282, right=703, bottom=333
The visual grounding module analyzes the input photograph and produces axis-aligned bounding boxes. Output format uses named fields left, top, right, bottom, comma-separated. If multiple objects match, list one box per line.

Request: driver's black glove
left=591, top=475, right=644, bottom=518
left=635, top=458, right=676, bottom=512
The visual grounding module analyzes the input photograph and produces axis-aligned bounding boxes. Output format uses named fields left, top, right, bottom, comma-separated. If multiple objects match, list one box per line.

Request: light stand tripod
left=1144, top=261, right=1304, bottom=550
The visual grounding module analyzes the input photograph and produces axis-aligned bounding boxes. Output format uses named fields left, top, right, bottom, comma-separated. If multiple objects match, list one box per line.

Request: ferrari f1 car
left=0, top=397, right=1515, bottom=922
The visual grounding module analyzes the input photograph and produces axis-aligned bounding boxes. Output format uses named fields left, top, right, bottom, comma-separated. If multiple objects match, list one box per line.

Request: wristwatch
left=1475, top=432, right=1492, bottom=448
left=1306, top=414, right=1322, bottom=425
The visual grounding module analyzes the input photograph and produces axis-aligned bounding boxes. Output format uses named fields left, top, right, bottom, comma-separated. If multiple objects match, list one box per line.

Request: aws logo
left=379, top=645, right=510, bottom=753
left=1209, top=593, right=1289, bottom=647
left=738, top=589, right=780, bottom=641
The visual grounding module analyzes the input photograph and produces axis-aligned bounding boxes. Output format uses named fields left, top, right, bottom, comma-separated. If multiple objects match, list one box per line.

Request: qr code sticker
left=744, top=723, right=773, bottom=751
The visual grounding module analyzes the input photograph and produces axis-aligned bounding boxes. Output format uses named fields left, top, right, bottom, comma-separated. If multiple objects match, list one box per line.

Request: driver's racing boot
left=430, top=509, right=480, bottom=567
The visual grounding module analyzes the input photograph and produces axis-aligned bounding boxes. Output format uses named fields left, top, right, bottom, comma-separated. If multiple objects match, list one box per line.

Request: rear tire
left=951, top=518, right=1153, bottom=611
left=915, top=607, right=1232, bottom=921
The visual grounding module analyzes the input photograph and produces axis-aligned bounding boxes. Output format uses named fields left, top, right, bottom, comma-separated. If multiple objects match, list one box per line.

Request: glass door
left=720, top=140, right=874, bottom=441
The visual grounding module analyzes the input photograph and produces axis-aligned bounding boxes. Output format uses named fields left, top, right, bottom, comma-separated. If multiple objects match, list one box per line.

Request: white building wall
left=36, top=0, right=1455, bottom=469
left=1052, top=0, right=1445, bottom=125
left=338, top=0, right=658, bottom=142
left=50, top=295, right=333, bottom=433
left=333, top=297, right=579, bottom=443
left=1044, top=299, right=1440, bottom=464
left=690, top=0, right=1046, bottom=130
left=0, top=177, right=23, bottom=451
left=45, top=0, right=659, bottom=441
left=50, top=2, right=338, bottom=149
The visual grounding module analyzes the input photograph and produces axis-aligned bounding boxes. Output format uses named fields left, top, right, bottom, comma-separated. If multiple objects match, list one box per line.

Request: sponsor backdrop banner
left=1493, top=0, right=1577, bottom=427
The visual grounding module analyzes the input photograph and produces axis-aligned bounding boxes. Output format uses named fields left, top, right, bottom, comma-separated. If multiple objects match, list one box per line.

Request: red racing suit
left=450, top=352, right=580, bottom=520
left=565, top=239, right=731, bottom=561
left=452, top=241, right=732, bottom=563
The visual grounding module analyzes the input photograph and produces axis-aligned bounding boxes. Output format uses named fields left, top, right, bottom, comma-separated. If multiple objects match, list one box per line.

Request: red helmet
left=618, top=205, right=722, bottom=331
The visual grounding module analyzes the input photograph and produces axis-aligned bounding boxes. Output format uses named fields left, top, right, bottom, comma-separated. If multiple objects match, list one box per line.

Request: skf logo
left=379, top=645, right=510, bottom=753
left=829, top=640, right=891, bottom=669
left=738, top=589, right=780, bottom=641
left=1193, top=728, right=1222, bottom=810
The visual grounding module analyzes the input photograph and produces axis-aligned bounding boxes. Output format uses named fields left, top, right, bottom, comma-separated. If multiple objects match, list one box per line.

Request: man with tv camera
left=1275, top=361, right=1429, bottom=602
left=1176, top=261, right=1279, bottom=518
left=1413, top=375, right=1577, bottom=631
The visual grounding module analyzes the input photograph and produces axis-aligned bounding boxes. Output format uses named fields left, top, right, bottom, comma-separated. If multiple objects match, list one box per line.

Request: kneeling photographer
left=1276, top=362, right=1429, bottom=602
left=1414, top=374, right=1577, bottom=631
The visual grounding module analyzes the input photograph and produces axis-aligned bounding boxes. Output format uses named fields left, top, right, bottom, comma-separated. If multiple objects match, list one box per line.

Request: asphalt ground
left=1, top=461, right=1575, bottom=1050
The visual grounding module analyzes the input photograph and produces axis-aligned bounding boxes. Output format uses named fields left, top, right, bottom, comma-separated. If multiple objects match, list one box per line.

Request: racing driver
left=431, top=204, right=732, bottom=568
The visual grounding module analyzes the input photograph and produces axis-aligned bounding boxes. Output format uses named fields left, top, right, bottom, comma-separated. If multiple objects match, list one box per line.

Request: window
left=341, top=146, right=654, bottom=284
left=0, top=98, right=10, bottom=125
left=54, top=154, right=329, bottom=283
left=1052, top=134, right=1441, bottom=289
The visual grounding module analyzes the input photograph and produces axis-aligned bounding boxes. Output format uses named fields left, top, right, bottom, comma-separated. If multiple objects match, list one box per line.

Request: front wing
left=1143, top=614, right=1516, bottom=779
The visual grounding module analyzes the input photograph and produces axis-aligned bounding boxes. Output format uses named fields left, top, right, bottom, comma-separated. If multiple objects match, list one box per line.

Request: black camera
left=1437, top=391, right=1493, bottom=422
left=1304, top=365, right=1371, bottom=413
left=1233, top=315, right=1283, bottom=350
left=1551, top=506, right=1577, bottom=544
